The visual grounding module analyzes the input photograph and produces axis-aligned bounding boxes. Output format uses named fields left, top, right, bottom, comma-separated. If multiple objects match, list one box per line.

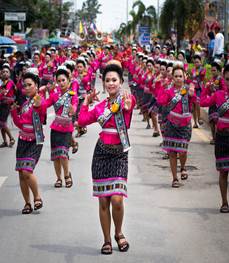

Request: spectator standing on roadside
left=207, top=31, right=215, bottom=63
left=213, top=25, right=224, bottom=60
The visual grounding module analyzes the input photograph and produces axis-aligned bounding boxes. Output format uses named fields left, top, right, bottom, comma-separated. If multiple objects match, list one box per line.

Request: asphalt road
left=0, top=78, right=228, bottom=263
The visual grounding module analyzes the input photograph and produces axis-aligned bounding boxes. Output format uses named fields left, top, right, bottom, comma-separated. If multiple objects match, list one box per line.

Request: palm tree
left=115, top=1, right=157, bottom=43
left=75, top=0, right=102, bottom=24
left=131, top=0, right=157, bottom=33
left=115, top=21, right=133, bottom=43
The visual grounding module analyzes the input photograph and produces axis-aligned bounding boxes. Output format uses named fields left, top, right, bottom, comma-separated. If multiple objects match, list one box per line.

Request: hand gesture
left=84, top=89, right=100, bottom=106
left=189, top=83, right=195, bottom=97
left=0, top=88, right=6, bottom=95
left=11, top=102, right=19, bottom=111
left=122, top=90, right=132, bottom=110
left=33, top=94, right=42, bottom=107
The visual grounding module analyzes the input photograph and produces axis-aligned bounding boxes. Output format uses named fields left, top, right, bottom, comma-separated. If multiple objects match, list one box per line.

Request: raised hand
left=122, top=90, right=132, bottom=110
left=189, top=83, right=195, bottom=97
left=11, top=102, right=19, bottom=111
left=33, top=94, right=42, bottom=107
left=84, top=89, right=100, bottom=106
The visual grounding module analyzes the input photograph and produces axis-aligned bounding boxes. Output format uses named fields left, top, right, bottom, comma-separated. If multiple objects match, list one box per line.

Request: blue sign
left=138, top=26, right=150, bottom=46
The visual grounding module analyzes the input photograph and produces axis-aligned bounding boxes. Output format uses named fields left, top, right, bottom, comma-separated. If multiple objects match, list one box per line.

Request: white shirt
left=213, top=32, right=224, bottom=56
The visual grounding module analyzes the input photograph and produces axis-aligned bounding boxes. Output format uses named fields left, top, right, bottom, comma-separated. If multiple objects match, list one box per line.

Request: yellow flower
left=33, top=95, right=39, bottom=101
left=68, top=90, right=76, bottom=96
left=180, top=87, right=187, bottom=95
left=110, top=102, right=119, bottom=113
left=196, top=70, right=199, bottom=76
left=214, top=80, right=219, bottom=85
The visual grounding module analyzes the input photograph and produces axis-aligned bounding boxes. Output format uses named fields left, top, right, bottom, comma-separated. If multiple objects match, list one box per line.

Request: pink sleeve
left=71, top=94, right=78, bottom=113
left=157, top=88, right=171, bottom=105
left=11, top=109, right=23, bottom=129
left=78, top=105, right=98, bottom=126
left=200, top=92, right=216, bottom=107
left=45, top=92, right=56, bottom=108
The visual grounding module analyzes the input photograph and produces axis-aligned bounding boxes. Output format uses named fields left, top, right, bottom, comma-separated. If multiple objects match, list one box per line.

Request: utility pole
left=224, top=0, right=228, bottom=43
left=59, top=0, right=63, bottom=32
left=126, top=0, right=129, bottom=25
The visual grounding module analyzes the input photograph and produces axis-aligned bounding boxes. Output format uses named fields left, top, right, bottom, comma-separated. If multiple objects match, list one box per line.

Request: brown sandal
left=172, top=179, right=180, bottom=188
left=54, top=178, right=62, bottom=188
left=72, top=142, right=79, bottom=154
left=101, top=241, right=112, bottom=255
left=114, top=234, right=129, bottom=252
left=9, top=138, right=15, bottom=148
left=34, top=198, right=43, bottom=210
left=22, top=203, right=33, bottom=214
left=65, top=172, right=73, bottom=188
left=0, top=141, right=8, bottom=148
left=181, top=168, right=188, bottom=180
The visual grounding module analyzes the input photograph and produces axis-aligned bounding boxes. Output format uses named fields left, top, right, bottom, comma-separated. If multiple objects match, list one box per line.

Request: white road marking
left=0, top=177, right=7, bottom=188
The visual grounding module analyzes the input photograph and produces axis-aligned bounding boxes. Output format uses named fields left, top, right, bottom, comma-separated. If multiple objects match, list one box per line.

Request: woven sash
left=97, top=96, right=131, bottom=152
left=32, top=110, right=44, bottom=145
left=53, top=92, right=71, bottom=118
left=218, top=97, right=229, bottom=117
left=21, top=99, right=44, bottom=144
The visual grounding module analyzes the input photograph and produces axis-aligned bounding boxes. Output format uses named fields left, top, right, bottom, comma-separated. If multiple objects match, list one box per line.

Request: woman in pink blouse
left=200, top=65, right=229, bottom=213
left=202, top=61, right=225, bottom=144
left=0, top=63, right=16, bottom=147
left=157, top=65, right=196, bottom=188
left=45, top=66, right=77, bottom=188
left=78, top=63, right=135, bottom=255
left=11, top=69, right=46, bottom=214
left=190, top=54, right=206, bottom=128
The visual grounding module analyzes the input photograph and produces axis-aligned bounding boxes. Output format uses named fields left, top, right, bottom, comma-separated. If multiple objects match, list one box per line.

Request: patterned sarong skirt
left=142, top=93, right=152, bottom=113
left=0, top=103, right=10, bottom=128
left=50, top=130, right=71, bottom=161
left=162, top=120, right=192, bottom=153
left=16, top=138, right=43, bottom=172
left=215, top=130, right=229, bottom=171
left=208, top=105, right=218, bottom=123
left=92, top=139, right=128, bottom=198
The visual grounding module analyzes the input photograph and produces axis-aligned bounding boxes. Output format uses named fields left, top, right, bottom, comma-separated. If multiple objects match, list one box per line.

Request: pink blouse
left=11, top=98, right=46, bottom=141
left=78, top=95, right=136, bottom=144
left=45, top=88, right=78, bottom=132
left=157, top=86, right=197, bottom=126
left=200, top=90, right=229, bottom=131
left=0, top=79, right=15, bottom=104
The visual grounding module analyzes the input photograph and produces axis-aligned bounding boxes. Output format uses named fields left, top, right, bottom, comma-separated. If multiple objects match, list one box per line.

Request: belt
left=102, top=128, right=118, bottom=134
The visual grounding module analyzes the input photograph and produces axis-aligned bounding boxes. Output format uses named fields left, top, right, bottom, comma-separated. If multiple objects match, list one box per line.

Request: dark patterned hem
left=93, top=177, right=127, bottom=197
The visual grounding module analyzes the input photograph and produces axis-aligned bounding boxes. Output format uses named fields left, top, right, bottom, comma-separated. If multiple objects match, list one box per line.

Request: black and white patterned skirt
left=215, top=130, right=229, bottom=171
left=50, top=130, right=71, bottom=161
left=92, top=139, right=128, bottom=198
left=162, top=120, right=192, bottom=153
left=0, top=103, right=10, bottom=128
left=208, top=105, right=218, bottom=123
left=16, top=138, right=43, bottom=172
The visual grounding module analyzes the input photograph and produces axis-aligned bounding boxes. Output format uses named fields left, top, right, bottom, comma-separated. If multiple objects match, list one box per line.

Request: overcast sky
left=71, top=0, right=165, bottom=32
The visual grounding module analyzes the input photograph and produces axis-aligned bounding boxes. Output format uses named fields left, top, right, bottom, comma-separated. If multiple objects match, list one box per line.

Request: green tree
left=115, top=0, right=157, bottom=43
left=75, top=0, right=102, bottom=25
left=160, top=0, right=204, bottom=48
left=130, top=0, right=157, bottom=33
left=115, top=21, right=133, bottom=43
